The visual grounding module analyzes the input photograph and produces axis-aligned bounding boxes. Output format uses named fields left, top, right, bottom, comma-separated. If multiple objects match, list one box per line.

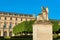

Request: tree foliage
left=51, top=20, right=60, bottom=32
left=13, top=19, right=60, bottom=34
left=13, top=20, right=35, bottom=34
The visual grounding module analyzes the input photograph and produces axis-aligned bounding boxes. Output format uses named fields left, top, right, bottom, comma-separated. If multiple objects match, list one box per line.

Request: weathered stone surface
left=33, top=24, right=52, bottom=40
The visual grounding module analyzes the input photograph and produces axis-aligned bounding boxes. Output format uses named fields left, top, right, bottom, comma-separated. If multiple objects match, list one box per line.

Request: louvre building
left=0, top=12, right=35, bottom=36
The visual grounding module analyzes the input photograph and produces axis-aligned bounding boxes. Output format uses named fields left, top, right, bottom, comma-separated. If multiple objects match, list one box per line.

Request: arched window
left=9, top=31, right=12, bottom=36
left=4, top=31, right=7, bottom=36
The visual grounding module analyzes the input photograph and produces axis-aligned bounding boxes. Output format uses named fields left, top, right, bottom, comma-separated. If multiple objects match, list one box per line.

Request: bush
left=53, top=34, right=58, bottom=38
left=4, top=36, right=11, bottom=39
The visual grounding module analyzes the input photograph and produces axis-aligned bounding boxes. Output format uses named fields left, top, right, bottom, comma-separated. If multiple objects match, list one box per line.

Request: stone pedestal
left=33, top=23, right=52, bottom=40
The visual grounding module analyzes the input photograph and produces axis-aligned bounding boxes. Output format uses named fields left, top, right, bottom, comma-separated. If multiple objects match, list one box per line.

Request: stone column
left=7, top=31, right=9, bottom=36
left=1, top=30, right=3, bottom=36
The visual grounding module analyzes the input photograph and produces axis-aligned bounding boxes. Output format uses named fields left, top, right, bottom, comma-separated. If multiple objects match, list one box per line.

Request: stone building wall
left=0, top=12, right=35, bottom=36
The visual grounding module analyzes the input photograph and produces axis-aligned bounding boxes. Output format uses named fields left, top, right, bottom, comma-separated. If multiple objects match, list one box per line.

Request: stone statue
left=37, top=6, right=49, bottom=22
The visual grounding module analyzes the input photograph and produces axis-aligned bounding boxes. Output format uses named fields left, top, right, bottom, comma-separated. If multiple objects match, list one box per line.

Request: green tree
left=51, top=20, right=60, bottom=33
left=13, top=21, right=26, bottom=34
left=52, top=21, right=58, bottom=32
left=13, top=20, right=35, bottom=35
left=25, top=20, right=35, bottom=33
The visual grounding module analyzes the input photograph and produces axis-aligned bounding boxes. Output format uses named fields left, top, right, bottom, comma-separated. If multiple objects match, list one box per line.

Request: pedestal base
left=33, top=24, right=52, bottom=40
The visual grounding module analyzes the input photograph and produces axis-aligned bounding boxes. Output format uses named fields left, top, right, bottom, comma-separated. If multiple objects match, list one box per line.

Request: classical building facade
left=0, top=12, right=35, bottom=36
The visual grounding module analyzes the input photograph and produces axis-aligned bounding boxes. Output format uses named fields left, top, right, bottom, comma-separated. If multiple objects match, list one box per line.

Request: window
left=10, top=22, right=12, bottom=28
left=9, top=31, right=12, bottom=36
left=15, top=22, right=17, bottom=25
left=0, top=17, right=1, bottom=20
left=16, top=18, right=17, bottom=21
left=0, top=22, right=1, bottom=28
left=4, top=22, right=6, bottom=28
left=5, top=17, right=6, bottom=20
left=10, top=17, right=12, bottom=20
left=15, top=14, right=17, bottom=16
left=0, top=30, right=1, bottom=36
left=4, top=31, right=7, bottom=36
left=26, top=18, right=27, bottom=21
left=21, top=18, right=22, bottom=21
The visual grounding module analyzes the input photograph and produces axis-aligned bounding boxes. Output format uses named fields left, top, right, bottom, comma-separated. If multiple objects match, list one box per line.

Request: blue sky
left=0, top=0, right=60, bottom=20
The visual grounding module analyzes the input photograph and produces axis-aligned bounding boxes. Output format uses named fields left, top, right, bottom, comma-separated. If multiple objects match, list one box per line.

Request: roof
left=0, top=11, right=33, bottom=17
